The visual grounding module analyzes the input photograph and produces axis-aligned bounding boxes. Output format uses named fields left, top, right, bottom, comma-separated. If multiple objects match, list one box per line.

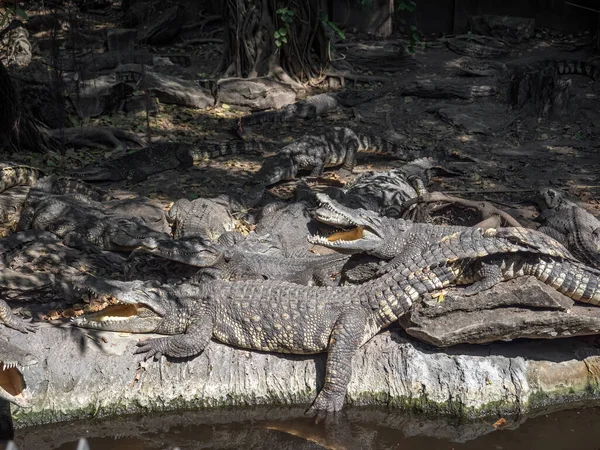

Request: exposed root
left=48, top=127, right=147, bottom=150
left=404, top=192, right=522, bottom=227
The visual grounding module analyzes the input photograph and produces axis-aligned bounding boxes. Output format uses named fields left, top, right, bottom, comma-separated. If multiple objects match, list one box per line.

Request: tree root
left=48, top=127, right=146, bottom=150
left=323, top=71, right=391, bottom=83
left=403, top=192, right=522, bottom=227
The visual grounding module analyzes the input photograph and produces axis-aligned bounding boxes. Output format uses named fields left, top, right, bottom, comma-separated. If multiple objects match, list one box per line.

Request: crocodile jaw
left=309, top=193, right=385, bottom=251
left=0, top=363, right=32, bottom=408
left=72, top=304, right=164, bottom=333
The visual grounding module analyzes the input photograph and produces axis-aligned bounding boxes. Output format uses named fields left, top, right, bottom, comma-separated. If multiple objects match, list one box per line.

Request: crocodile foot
left=135, top=337, right=169, bottom=361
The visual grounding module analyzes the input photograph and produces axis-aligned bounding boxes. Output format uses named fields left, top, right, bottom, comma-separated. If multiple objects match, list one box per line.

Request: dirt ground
left=6, top=13, right=600, bottom=232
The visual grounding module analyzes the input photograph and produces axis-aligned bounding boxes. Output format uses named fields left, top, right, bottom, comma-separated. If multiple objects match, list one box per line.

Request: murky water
left=8, top=405, right=600, bottom=450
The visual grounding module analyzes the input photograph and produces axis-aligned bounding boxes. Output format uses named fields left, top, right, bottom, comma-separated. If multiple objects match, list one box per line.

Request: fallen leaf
left=492, top=418, right=507, bottom=429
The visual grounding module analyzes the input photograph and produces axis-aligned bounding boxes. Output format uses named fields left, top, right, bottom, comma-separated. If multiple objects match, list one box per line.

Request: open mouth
left=71, top=278, right=166, bottom=333
left=308, top=193, right=383, bottom=249
left=0, top=360, right=30, bottom=407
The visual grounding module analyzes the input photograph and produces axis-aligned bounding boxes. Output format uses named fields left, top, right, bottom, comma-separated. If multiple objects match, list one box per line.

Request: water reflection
left=7, top=404, right=600, bottom=450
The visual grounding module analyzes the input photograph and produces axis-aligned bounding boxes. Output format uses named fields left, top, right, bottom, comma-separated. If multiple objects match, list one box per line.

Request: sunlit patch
left=326, top=226, right=364, bottom=242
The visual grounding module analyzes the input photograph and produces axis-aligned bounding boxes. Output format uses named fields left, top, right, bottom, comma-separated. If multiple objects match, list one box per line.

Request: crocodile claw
left=10, top=318, right=39, bottom=334
left=135, top=337, right=167, bottom=361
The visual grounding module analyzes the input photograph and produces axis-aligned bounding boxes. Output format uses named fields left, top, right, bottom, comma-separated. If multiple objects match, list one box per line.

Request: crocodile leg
left=135, top=315, right=214, bottom=360
left=538, top=226, right=567, bottom=246
left=339, top=141, right=360, bottom=176
left=307, top=309, right=368, bottom=413
left=462, top=261, right=504, bottom=296
left=0, top=300, right=38, bottom=333
left=309, top=161, right=326, bottom=177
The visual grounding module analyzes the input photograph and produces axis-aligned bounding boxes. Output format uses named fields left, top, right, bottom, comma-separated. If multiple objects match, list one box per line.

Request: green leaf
left=16, top=8, right=27, bottom=19
left=288, top=10, right=294, bottom=16
left=276, top=8, right=287, bottom=14
left=279, top=28, right=287, bottom=36
left=275, top=40, right=282, bottom=47
left=281, top=36, right=288, bottom=43
left=409, top=25, right=417, bottom=31
left=274, top=30, right=280, bottom=39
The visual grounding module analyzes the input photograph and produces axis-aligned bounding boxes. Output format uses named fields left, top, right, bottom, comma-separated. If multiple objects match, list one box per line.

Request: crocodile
left=72, top=226, right=600, bottom=413
left=16, top=195, right=169, bottom=253
left=0, top=186, right=30, bottom=225
left=0, top=163, right=40, bottom=193
left=323, top=158, right=456, bottom=217
left=69, top=140, right=272, bottom=182
left=137, top=236, right=350, bottom=286
left=236, top=90, right=387, bottom=136
left=308, top=192, right=466, bottom=262
left=535, top=188, right=600, bottom=269
left=167, top=196, right=237, bottom=240
left=252, top=127, right=438, bottom=187
left=0, top=336, right=37, bottom=407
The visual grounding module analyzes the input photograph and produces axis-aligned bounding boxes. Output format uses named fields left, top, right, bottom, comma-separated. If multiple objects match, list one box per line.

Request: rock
left=402, top=277, right=600, bottom=346
left=123, top=94, right=159, bottom=115
left=470, top=15, right=535, bottom=43
left=9, top=317, right=600, bottom=427
left=139, top=72, right=213, bottom=109
left=70, top=74, right=134, bottom=118
left=216, top=78, right=297, bottom=110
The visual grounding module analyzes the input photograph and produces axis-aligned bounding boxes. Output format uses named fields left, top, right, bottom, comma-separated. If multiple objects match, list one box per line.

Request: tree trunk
left=217, top=0, right=330, bottom=83
left=0, top=61, right=58, bottom=153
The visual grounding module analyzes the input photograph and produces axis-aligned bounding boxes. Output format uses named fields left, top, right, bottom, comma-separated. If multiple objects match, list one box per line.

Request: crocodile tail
left=0, top=166, right=40, bottom=193
left=528, top=257, right=600, bottom=305
left=239, top=104, right=301, bottom=130
left=356, top=133, right=428, bottom=160
left=187, top=140, right=273, bottom=161
left=555, top=60, right=600, bottom=82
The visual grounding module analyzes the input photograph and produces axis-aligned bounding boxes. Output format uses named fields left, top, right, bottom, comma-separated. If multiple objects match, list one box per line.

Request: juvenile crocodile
left=324, top=158, right=456, bottom=217
left=237, top=90, right=386, bottom=135
left=0, top=336, right=37, bottom=407
left=0, top=163, right=40, bottom=193
left=73, top=226, right=600, bottom=413
left=252, top=127, right=437, bottom=187
left=70, top=140, right=272, bottom=182
left=137, top=236, right=350, bottom=286
left=536, top=188, right=600, bottom=269
left=17, top=195, right=168, bottom=252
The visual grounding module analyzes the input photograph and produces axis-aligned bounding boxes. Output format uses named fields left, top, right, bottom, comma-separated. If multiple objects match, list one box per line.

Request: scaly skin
left=252, top=128, right=437, bottom=187
left=73, top=227, right=600, bottom=413
left=536, top=188, right=600, bottom=269
left=167, top=196, right=236, bottom=240
left=325, top=158, right=456, bottom=217
left=138, top=236, right=350, bottom=286
left=0, top=163, right=40, bottom=194
left=17, top=195, right=168, bottom=252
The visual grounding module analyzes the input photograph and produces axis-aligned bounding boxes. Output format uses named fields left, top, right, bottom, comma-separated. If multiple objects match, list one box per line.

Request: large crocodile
left=70, top=140, right=272, bottom=182
left=536, top=188, right=600, bottom=269
left=251, top=127, right=438, bottom=187
left=72, top=226, right=600, bottom=413
left=137, top=236, right=350, bottom=286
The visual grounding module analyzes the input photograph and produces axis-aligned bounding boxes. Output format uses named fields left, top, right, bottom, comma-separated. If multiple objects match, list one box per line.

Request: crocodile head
left=71, top=277, right=178, bottom=334
left=0, top=339, right=37, bottom=408
left=138, top=236, right=225, bottom=267
left=107, top=219, right=170, bottom=251
left=253, top=153, right=298, bottom=186
left=308, top=193, right=410, bottom=258
left=536, top=188, right=567, bottom=210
